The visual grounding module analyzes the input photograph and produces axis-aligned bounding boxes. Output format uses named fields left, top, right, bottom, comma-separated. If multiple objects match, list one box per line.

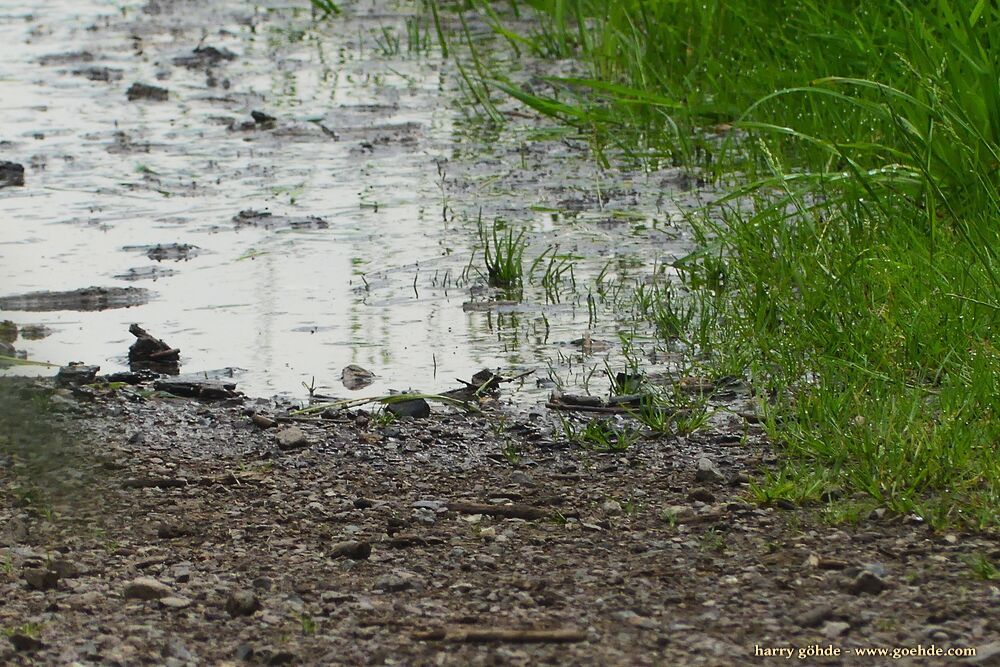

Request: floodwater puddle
left=1, top=0, right=704, bottom=405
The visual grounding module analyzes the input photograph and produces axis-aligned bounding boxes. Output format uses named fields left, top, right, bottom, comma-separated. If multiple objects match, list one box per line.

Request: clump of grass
left=454, top=0, right=1000, bottom=528
left=560, top=416, right=636, bottom=452
left=478, top=215, right=527, bottom=292
left=964, top=553, right=1000, bottom=581
left=309, top=0, right=340, bottom=18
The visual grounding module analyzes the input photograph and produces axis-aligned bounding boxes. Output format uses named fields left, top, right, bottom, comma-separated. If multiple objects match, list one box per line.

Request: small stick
left=446, top=502, right=550, bottom=521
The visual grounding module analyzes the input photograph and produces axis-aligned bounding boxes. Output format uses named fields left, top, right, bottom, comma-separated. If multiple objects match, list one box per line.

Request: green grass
left=440, top=0, right=1000, bottom=528
left=478, top=214, right=527, bottom=292
left=560, top=416, right=637, bottom=451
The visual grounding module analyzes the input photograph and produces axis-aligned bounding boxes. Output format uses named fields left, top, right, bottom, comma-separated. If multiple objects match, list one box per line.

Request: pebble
left=602, top=499, right=623, bottom=516
left=225, top=590, right=261, bottom=617
left=795, top=604, right=834, bottom=628
left=275, top=426, right=309, bottom=451
left=695, top=457, right=724, bottom=483
left=123, top=576, right=174, bottom=600
left=846, top=571, right=887, bottom=596
left=373, top=571, right=423, bottom=593
left=159, top=596, right=192, bottom=609
left=510, top=471, right=535, bottom=486
left=822, top=621, right=850, bottom=638
left=329, top=541, right=371, bottom=560
left=23, top=567, right=59, bottom=590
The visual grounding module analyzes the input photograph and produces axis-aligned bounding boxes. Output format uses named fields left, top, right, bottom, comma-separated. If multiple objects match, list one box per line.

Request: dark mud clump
left=172, top=45, right=237, bottom=70
left=73, top=66, right=124, bottom=82
left=0, top=162, right=25, bottom=187
left=233, top=209, right=329, bottom=231
left=122, top=243, right=200, bottom=262
left=126, top=83, right=169, bottom=102
left=0, top=287, right=150, bottom=312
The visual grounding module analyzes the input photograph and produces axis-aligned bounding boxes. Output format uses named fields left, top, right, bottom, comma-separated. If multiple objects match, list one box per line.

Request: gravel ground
left=1, top=379, right=998, bottom=666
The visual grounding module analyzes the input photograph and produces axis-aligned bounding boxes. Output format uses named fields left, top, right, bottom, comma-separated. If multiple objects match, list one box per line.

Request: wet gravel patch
left=1, top=381, right=997, bottom=665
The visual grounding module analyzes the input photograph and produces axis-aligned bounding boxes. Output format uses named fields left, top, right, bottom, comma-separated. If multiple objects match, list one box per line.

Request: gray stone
left=373, top=571, right=423, bottom=593
left=55, top=363, right=100, bottom=387
left=329, top=541, right=371, bottom=560
left=159, top=596, right=192, bottom=609
left=510, top=471, right=535, bottom=486
left=602, top=499, right=623, bottom=516
left=795, top=604, right=834, bottom=628
left=124, top=576, right=174, bottom=600
left=822, top=621, right=850, bottom=638
left=225, top=590, right=261, bottom=617
left=695, top=457, right=724, bottom=483
left=846, top=571, right=887, bottom=596
left=23, top=567, right=59, bottom=590
left=275, top=426, right=309, bottom=451
left=386, top=398, right=430, bottom=419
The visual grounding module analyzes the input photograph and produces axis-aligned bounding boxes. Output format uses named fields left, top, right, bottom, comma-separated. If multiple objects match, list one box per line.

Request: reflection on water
left=0, top=0, right=700, bottom=404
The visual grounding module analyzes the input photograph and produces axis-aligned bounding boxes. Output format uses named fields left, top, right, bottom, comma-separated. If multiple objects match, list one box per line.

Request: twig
left=446, top=502, right=550, bottom=520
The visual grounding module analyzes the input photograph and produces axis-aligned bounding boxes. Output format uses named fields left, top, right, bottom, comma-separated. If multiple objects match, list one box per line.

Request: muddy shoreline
left=1, top=379, right=998, bottom=665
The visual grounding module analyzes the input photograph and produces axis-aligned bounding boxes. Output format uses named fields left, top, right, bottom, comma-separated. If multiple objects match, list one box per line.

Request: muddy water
left=0, top=0, right=698, bottom=403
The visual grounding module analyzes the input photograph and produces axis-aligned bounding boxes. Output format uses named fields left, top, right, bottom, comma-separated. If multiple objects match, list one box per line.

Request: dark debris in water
left=121, top=243, right=200, bottom=262
left=233, top=209, right=329, bottom=231
left=0, top=287, right=150, bottom=312
left=172, top=45, right=237, bottom=70
left=0, top=161, right=25, bottom=187
left=126, top=82, right=169, bottom=102
left=114, top=266, right=177, bottom=282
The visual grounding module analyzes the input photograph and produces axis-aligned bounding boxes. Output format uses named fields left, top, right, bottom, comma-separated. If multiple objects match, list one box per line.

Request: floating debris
left=0, top=287, right=149, bottom=312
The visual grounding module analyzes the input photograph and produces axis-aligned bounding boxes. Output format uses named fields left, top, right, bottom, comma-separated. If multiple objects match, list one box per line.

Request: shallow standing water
left=0, top=0, right=699, bottom=403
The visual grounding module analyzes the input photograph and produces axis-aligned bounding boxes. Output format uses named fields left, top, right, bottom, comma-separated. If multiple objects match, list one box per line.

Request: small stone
left=627, top=615, right=659, bottom=630
left=124, top=576, right=174, bottom=600
left=157, top=522, right=195, bottom=539
left=817, top=557, right=849, bottom=570
left=49, top=558, right=81, bottom=579
left=602, top=499, right=623, bottom=516
left=687, top=488, right=715, bottom=503
left=23, top=567, right=59, bottom=590
left=235, top=643, right=254, bottom=661
left=55, top=363, right=100, bottom=387
left=695, top=457, right=724, bottom=483
left=846, top=571, right=887, bottom=596
left=252, top=414, right=277, bottom=429
left=510, top=471, right=535, bottom=486
left=329, top=541, right=371, bottom=560
left=373, top=571, right=422, bottom=593
left=8, top=633, right=42, bottom=652
left=1, top=517, right=29, bottom=545
left=268, top=651, right=297, bottom=666
left=225, top=590, right=261, bottom=617
left=341, top=364, right=375, bottom=390
left=275, top=426, right=309, bottom=451
left=386, top=398, right=430, bottom=419
left=795, top=604, right=834, bottom=628
left=159, top=596, right=192, bottom=609
left=821, top=621, right=850, bottom=638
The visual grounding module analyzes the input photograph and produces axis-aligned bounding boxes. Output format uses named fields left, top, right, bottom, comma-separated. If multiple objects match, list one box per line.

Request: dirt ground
left=1, top=379, right=997, bottom=666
